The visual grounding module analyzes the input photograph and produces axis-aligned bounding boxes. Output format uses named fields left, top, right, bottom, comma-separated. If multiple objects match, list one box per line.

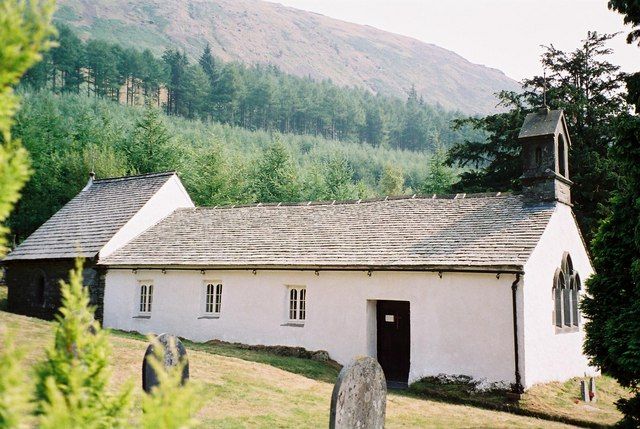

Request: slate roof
left=100, top=194, right=556, bottom=271
left=5, top=172, right=176, bottom=261
left=518, top=109, right=564, bottom=139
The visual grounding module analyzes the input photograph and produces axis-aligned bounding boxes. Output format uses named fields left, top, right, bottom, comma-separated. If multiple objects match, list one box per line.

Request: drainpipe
left=511, top=273, right=524, bottom=394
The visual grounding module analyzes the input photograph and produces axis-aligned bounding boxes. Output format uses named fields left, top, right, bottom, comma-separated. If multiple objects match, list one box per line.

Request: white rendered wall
left=521, top=203, right=598, bottom=388
left=99, top=175, right=194, bottom=259
left=104, top=268, right=518, bottom=385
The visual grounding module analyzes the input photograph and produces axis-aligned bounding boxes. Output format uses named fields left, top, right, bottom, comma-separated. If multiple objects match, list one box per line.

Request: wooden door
left=376, top=300, right=410, bottom=382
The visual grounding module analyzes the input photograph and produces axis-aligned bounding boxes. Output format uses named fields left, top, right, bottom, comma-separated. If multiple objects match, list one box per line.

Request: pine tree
left=0, top=0, right=55, bottom=255
left=582, top=2, right=640, bottom=426
left=423, top=144, right=457, bottom=194
left=252, top=140, right=300, bottom=202
left=379, top=164, right=404, bottom=196
left=126, top=108, right=176, bottom=174
left=35, top=259, right=133, bottom=428
left=0, top=333, right=31, bottom=428
left=321, top=154, right=354, bottom=200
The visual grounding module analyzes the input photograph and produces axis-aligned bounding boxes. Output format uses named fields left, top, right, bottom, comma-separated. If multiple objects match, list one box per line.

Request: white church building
left=5, top=109, right=597, bottom=391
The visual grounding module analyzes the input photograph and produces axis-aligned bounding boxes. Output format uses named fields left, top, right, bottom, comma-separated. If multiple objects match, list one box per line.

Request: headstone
left=329, top=356, right=386, bottom=429
left=142, top=333, right=189, bottom=393
left=580, top=380, right=590, bottom=402
left=589, top=377, right=597, bottom=402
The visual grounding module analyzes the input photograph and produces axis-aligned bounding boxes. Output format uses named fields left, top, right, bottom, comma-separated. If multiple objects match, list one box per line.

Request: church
left=4, top=109, right=597, bottom=391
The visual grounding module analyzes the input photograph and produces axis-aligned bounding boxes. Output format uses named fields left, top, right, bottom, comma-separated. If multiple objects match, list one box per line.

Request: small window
left=558, top=134, right=566, bottom=177
left=204, top=282, right=223, bottom=315
left=288, top=286, right=306, bottom=323
left=535, top=146, right=543, bottom=167
left=139, top=282, right=153, bottom=315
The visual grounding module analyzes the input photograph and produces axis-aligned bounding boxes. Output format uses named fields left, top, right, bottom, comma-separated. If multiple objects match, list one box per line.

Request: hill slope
left=54, top=0, right=520, bottom=115
left=0, top=308, right=610, bottom=428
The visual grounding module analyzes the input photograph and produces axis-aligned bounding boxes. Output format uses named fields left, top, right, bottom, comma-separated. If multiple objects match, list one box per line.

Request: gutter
left=511, top=273, right=524, bottom=394
left=99, top=264, right=525, bottom=275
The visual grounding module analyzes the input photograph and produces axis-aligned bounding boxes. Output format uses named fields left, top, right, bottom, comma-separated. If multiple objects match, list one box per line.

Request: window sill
left=198, top=315, right=220, bottom=320
left=281, top=322, right=305, bottom=327
left=555, top=326, right=579, bottom=334
left=133, top=315, right=151, bottom=319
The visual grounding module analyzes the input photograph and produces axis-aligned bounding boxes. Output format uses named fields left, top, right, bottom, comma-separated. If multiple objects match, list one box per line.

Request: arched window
left=553, top=253, right=580, bottom=331
left=139, top=282, right=153, bottom=315
left=535, top=146, right=543, bottom=167
left=553, top=268, right=563, bottom=327
left=558, top=134, right=566, bottom=177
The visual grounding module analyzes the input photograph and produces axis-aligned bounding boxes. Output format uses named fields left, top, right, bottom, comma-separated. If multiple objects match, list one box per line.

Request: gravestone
left=589, top=377, right=597, bottom=402
left=329, top=356, right=386, bottom=429
left=142, top=333, right=189, bottom=393
left=580, top=380, right=590, bottom=402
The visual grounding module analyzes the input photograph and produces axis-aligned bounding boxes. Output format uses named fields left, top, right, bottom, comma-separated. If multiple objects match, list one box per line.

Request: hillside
left=0, top=307, right=623, bottom=428
left=53, top=0, right=520, bottom=115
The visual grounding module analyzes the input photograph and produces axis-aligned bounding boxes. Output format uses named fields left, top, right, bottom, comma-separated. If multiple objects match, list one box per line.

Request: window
left=204, top=282, right=223, bottom=315
left=288, top=286, right=306, bottom=323
left=139, top=282, right=153, bottom=315
left=535, top=146, right=543, bottom=167
left=552, top=253, right=580, bottom=331
left=558, top=134, right=566, bottom=177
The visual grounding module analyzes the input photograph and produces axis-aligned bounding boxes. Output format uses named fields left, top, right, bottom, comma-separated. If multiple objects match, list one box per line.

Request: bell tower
left=518, top=108, right=572, bottom=205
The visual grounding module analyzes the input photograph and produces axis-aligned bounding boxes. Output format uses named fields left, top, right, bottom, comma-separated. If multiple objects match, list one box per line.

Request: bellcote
left=518, top=108, right=572, bottom=205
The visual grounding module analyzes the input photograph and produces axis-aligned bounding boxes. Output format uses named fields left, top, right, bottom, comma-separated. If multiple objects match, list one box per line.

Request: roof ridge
left=93, top=171, right=176, bottom=183
left=193, top=191, right=515, bottom=210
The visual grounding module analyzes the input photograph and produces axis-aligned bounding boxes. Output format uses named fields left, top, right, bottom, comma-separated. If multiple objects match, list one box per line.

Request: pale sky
left=272, top=0, right=639, bottom=82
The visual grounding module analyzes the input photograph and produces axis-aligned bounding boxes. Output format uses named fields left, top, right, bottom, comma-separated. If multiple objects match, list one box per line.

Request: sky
left=273, top=0, right=639, bottom=82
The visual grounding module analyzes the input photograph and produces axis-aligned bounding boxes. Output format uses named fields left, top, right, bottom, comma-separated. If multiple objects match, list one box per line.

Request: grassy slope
left=0, top=310, right=621, bottom=428
left=0, top=309, right=591, bottom=428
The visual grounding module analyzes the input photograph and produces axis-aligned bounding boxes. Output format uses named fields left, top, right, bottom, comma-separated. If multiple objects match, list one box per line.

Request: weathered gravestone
left=329, top=356, right=386, bottom=429
left=589, top=377, right=597, bottom=402
left=580, top=380, right=590, bottom=402
left=142, top=333, right=190, bottom=393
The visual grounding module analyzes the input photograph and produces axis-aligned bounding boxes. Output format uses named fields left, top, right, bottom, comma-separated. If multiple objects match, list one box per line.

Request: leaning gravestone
left=142, top=333, right=190, bottom=393
left=329, top=356, right=386, bottom=429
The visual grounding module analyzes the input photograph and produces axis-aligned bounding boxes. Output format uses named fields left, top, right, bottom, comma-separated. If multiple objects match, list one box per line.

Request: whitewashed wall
left=522, top=203, right=598, bottom=388
left=99, top=175, right=194, bottom=258
left=104, top=268, right=518, bottom=385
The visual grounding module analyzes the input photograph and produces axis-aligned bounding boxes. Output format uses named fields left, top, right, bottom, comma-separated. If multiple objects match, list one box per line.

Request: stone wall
left=5, top=259, right=104, bottom=321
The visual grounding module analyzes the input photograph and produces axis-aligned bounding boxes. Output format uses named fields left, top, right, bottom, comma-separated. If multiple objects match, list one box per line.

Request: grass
left=0, top=309, right=628, bottom=428
left=410, top=374, right=629, bottom=428
left=113, top=330, right=341, bottom=384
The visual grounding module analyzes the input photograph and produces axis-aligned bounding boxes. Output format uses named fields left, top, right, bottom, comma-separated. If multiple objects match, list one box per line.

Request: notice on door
left=385, top=314, right=395, bottom=323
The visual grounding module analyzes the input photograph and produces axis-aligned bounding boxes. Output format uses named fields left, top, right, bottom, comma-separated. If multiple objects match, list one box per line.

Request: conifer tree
left=0, top=332, right=31, bottom=428
left=35, top=259, right=133, bottom=428
left=379, top=164, right=404, bottom=196
left=252, top=140, right=300, bottom=202
left=126, top=108, right=176, bottom=174
left=582, top=2, right=640, bottom=426
left=0, top=0, right=55, bottom=255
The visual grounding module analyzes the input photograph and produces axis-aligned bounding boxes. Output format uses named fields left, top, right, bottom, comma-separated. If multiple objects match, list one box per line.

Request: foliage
left=22, top=23, right=483, bottom=152
left=0, top=0, right=55, bottom=256
left=379, top=164, right=405, bottom=196
left=447, top=91, right=527, bottom=193
left=34, top=259, right=133, bottom=428
left=126, top=108, right=176, bottom=174
left=251, top=140, right=300, bottom=203
left=448, top=32, right=627, bottom=238
left=0, top=333, right=31, bottom=428
left=9, top=90, right=452, bottom=241
left=609, top=0, right=640, bottom=45
left=422, top=143, right=457, bottom=194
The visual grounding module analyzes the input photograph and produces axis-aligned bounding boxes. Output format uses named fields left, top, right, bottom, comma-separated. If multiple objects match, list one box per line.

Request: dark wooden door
left=376, top=300, right=410, bottom=382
